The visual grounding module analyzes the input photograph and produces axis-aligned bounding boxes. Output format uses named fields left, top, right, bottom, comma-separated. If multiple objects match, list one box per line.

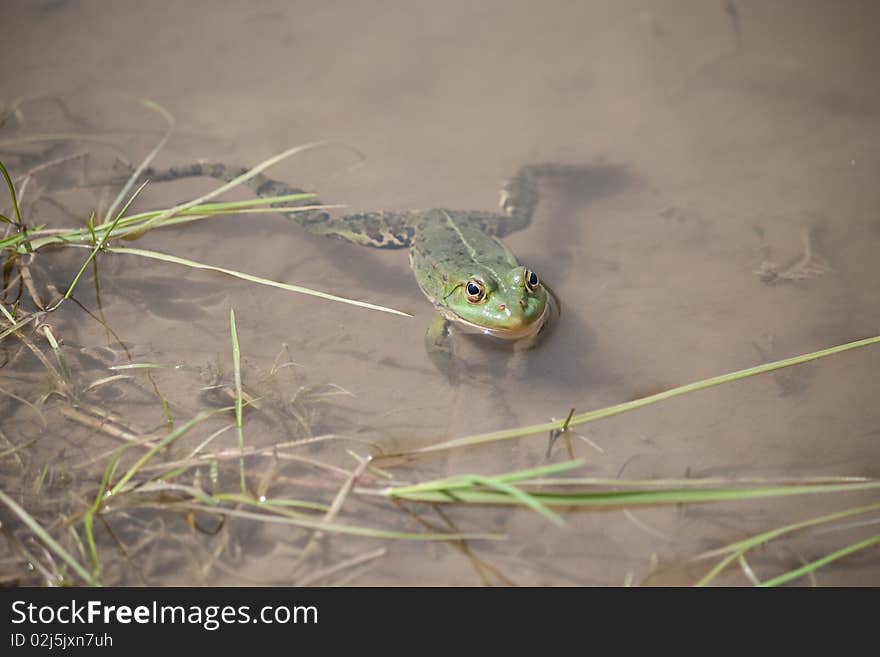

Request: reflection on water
left=1, top=0, right=879, bottom=586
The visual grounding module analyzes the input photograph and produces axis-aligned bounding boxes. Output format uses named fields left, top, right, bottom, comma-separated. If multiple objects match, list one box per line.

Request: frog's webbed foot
left=497, top=161, right=634, bottom=237
left=496, top=162, right=595, bottom=235
left=424, top=315, right=460, bottom=385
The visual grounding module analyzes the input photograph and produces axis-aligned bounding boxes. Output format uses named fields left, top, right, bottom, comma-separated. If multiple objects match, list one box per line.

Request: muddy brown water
left=1, top=1, right=879, bottom=585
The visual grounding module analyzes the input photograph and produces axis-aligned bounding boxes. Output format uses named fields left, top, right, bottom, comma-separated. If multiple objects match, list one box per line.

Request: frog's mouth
left=444, top=302, right=551, bottom=340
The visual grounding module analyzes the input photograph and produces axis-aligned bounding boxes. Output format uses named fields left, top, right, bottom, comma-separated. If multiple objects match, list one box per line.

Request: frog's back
left=410, top=209, right=519, bottom=303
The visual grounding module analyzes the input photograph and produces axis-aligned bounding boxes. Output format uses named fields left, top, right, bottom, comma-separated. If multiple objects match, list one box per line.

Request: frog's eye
left=524, top=269, right=540, bottom=292
left=465, top=279, right=486, bottom=303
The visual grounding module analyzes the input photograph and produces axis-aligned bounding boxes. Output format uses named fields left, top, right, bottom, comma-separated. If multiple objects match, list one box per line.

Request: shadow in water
left=535, top=160, right=641, bottom=283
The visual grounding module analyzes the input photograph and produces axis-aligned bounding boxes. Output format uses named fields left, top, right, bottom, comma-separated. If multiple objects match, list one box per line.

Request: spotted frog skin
left=144, top=160, right=588, bottom=381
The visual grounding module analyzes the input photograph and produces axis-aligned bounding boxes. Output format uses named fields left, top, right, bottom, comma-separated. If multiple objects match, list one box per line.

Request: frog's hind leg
left=441, top=162, right=586, bottom=239
left=144, top=162, right=287, bottom=193
left=140, top=162, right=326, bottom=224
left=313, top=211, right=419, bottom=249
left=139, top=163, right=418, bottom=249
left=490, top=161, right=619, bottom=238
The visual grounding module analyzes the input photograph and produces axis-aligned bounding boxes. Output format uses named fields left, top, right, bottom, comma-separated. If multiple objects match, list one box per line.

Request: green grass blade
left=485, top=459, right=586, bottom=484
left=109, top=406, right=232, bottom=496
left=131, top=481, right=220, bottom=506
left=0, top=160, right=30, bottom=253
left=60, top=181, right=148, bottom=305
left=464, top=475, right=565, bottom=525
left=0, top=230, right=35, bottom=250
left=40, top=325, right=73, bottom=388
left=0, top=312, right=41, bottom=342
left=0, top=133, right=127, bottom=148
left=90, top=194, right=318, bottom=231
left=0, top=490, right=99, bottom=586
left=215, top=493, right=330, bottom=513
left=758, top=533, right=880, bottom=587
left=0, top=160, right=24, bottom=227
left=694, top=502, right=880, bottom=586
left=260, top=498, right=332, bottom=512
left=102, top=245, right=412, bottom=317
left=387, top=480, right=880, bottom=507
left=86, top=211, right=97, bottom=244
left=695, top=502, right=880, bottom=562
left=81, top=512, right=98, bottom=578
left=109, top=362, right=184, bottom=370
left=21, top=200, right=328, bottom=251
left=102, top=98, right=174, bottom=224
left=172, top=193, right=317, bottom=212
left=130, top=141, right=331, bottom=235
left=406, top=334, right=880, bottom=455
left=695, top=550, right=745, bottom=587
left=389, top=459, right=585, bottom=496
left=83, top=450, right=126, bottom=577
left=182, top=504, right=504, bottom=541
left=230, top=308, right=246, bottom=494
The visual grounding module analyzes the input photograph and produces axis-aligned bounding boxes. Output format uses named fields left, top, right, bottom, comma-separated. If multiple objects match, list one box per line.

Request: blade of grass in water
left=0, top=227, right=43, bottom=250
left=0, top=133, right=126, bottom=148
left=130, top=141, right=332, bottom=236
left=214, top=493, right=330, bottom=513
left=21, top=197, right=323, bottom=250
left=165, top=193, right=319, bottom=213
left=102, top=98, right=174, bottom=224
left=453, top=475, right=565, bottom=525
left=694, top=502, right=880, bottom=586
left=758, top=534, right=880, bottom=587
left=83, top=451, right=126, bottom=579
left=389, top=460, right=585, bottom=496
left=39, top=324, right=73, bottom=388
left=109, top=406, right=233, bottom=496
left=109, top=362, right=185, bottom=370
left=381, top=462, right=880, bottom=507
left=0, top=311, right=42, bottom=343
left=179, top=504, right=504, bottom=542
left=403, top=334, right=880, bottom=455
left=230, top=308, right=246, bottom=494
left=0, top=161, right=24, bottom=228
left=0, top=160, right=31, bottom=253
left=58, top=181, right=147, bottom=306
left=101, top=245, right=412, bottom=317
left=385, top=482, right=880, bottom=507
left=0, top=490, right=99, bottom=586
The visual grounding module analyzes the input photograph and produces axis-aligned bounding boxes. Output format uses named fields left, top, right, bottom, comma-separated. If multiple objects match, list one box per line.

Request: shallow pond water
left=1, top=0, right=879, bottom=585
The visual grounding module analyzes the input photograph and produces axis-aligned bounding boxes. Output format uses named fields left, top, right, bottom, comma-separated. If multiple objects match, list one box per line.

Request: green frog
left=143, top=160, right=590, bottom=381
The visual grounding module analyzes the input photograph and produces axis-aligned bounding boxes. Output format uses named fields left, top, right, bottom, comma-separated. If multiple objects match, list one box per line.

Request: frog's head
left=444, top=266, right=549, bottom=339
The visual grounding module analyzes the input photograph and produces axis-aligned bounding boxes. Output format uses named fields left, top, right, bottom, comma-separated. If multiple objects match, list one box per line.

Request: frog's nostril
left=497, top=304, right=506, bottom=311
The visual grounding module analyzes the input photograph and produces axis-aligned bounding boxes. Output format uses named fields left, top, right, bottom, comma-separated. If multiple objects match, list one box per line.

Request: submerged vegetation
left=1, top=98, right=878, bottom=586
